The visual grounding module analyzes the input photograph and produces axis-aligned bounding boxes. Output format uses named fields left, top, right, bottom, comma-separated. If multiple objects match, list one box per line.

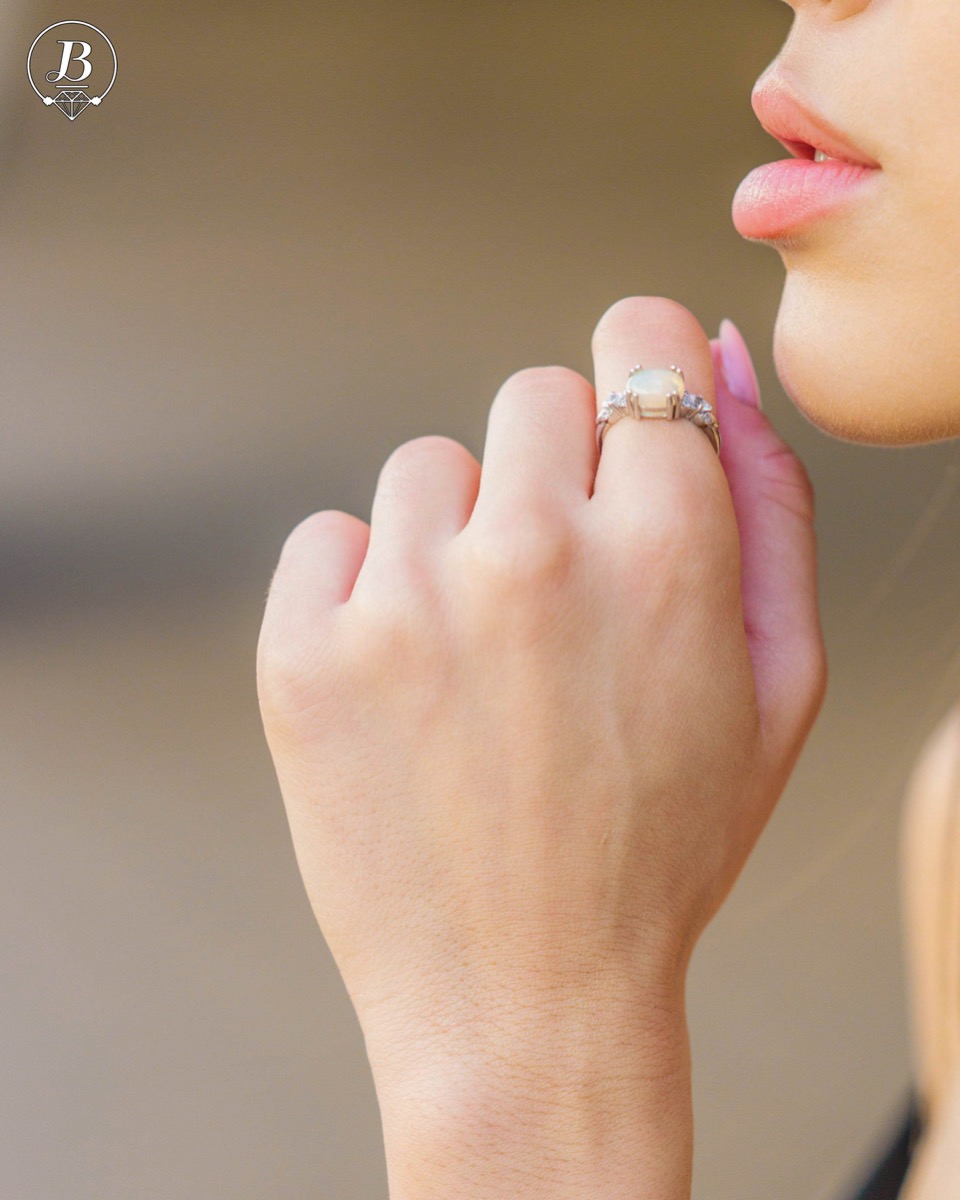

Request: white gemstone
left=626, top=367, right=684, bottom=417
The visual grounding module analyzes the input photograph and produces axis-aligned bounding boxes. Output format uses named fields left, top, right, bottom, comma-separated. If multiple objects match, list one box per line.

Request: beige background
left=3, top=2, right=960, bottom=1197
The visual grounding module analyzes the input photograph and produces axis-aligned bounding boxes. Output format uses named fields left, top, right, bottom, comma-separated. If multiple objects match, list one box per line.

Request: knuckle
left=627, top=484, right=725, bottom=565
left=397, top=433, right=470, bottom=461
left=260, top=507, right=364, bottom=701
left=609, top=487, right=739, bottom=604
left=335, top=592, right=437, bottom=701
left=376, top=435, right=468, bottom=500
left=637, top=501, right=698, bottom=565
left=758, top=440, right=817, bottom=523
left=491, top=367, right=591, bottom=435
left=591, top=296, right=707, bottom=359
left=279, top=508, right=355, bottom=560
left=259, top=596, right=429, bottom=734
left=496, top=364, right=589, bottom=402
left=256, top=615, right=334, bottom=727
left=773, top=632, right=829, bottom=743
left=489, top=367, right=591, bottom=447
left=797, top=635, right=829, bottom=716
left=457, top=510, right=578, bottom=598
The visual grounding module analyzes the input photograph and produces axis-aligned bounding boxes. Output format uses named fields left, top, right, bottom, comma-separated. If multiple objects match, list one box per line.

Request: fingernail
left=718, top=318, right=762, bottom=410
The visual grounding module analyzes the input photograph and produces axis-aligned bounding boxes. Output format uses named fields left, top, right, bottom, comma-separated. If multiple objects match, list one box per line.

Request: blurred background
left=3, top=1, right=960, bottom=1197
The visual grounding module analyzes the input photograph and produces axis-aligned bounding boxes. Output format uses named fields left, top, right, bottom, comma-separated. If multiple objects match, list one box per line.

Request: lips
left=732, top=74, right=882, bottom=240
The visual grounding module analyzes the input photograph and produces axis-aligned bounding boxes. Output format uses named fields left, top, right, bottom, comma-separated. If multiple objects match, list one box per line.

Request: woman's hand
left=256, top=297, right=827, bottom=1199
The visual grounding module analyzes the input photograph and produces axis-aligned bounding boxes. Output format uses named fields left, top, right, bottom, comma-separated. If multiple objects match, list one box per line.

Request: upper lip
left=751, top=74, right=881, bottom=169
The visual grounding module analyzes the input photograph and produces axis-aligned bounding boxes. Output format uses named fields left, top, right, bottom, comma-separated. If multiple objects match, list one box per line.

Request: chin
left=772, top=273, right=960, bottom=448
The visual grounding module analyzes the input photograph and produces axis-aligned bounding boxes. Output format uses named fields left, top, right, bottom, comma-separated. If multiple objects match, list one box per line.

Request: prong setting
left=596, top=363, right=721, bottom=457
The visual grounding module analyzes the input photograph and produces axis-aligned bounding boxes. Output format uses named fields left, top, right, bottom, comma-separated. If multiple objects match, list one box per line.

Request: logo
left=27, top=21, right=117, bottom=121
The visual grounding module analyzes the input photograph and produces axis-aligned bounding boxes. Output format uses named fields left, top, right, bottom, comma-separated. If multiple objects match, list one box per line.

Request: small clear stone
left=626, top=367, right=684, bottom=417
left=599, top=402, right=619, bottom=422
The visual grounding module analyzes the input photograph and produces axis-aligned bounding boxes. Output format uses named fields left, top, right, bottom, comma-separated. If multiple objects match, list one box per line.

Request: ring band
left=595, top=364, right=721, bottom=457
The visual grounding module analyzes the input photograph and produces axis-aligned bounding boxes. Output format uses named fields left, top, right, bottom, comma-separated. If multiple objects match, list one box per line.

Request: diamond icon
left=53, top=89, right=91, bottom=120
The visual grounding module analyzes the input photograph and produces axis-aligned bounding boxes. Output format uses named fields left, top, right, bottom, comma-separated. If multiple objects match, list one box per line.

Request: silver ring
left=595, top=364, right=721, bottom=457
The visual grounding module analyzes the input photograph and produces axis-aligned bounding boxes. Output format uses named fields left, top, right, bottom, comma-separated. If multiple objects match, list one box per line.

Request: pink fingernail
left=718, top=318, right=762, bottom=410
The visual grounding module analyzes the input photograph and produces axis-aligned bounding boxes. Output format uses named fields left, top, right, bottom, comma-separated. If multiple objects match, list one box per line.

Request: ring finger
left=590, top=296, right=724, bottom=522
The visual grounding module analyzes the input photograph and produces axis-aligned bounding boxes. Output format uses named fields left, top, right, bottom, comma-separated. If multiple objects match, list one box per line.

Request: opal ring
left=595, top=365, right=721, bottom=457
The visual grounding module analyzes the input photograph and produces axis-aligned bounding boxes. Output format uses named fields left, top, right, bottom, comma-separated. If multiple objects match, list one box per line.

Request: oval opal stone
left=626, top=367, right=684, bottom=417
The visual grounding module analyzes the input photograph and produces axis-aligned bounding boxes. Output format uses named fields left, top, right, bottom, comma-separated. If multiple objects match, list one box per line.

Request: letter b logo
left=27, top=22, right=117, bottom=121
left=45, top=41, right=94, bottom=85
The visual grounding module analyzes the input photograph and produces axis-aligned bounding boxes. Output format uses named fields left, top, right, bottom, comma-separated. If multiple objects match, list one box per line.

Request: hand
left=256, top=297, right=827, bottom=1198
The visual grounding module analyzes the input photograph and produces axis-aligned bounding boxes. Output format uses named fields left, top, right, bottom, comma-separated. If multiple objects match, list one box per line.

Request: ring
left=595, top=365, right=721, bottom=457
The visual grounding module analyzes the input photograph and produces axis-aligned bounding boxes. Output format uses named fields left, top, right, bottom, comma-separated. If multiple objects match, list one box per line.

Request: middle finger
left=467, top=365, right=598, bottom=529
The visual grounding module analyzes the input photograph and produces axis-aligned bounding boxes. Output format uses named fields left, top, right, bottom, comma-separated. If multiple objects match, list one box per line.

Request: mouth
left=731, top=74, right=882, bottom=241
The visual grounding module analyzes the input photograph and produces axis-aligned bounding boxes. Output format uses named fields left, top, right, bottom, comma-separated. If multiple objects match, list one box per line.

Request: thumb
left=710, top=319, right=828, bottom=772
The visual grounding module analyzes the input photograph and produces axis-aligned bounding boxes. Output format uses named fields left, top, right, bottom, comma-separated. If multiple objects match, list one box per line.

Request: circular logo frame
left=27, top=20, right=117, bottom=120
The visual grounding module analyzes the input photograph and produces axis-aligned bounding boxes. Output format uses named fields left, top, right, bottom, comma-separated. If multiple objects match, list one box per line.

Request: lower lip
left=732, top=158, right=881, bottom=240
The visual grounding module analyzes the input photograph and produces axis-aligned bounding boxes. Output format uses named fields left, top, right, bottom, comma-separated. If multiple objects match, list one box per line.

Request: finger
left=467, top=366, right=597, bottom=529
left=259, top=509, right=370, bottom=678
left=590, top=297, right=727, bottom=519
left=709, top=321, right=828, bottom=766
left=353, top=434, right=481, bottom=591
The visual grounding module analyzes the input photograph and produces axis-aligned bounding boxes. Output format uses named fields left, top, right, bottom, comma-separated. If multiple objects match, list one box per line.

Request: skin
left=257, top=0, right=957, bottom=1196
left=753, top=0, right=960, bottom=445
left=259, top=304, right=826, bottom=1200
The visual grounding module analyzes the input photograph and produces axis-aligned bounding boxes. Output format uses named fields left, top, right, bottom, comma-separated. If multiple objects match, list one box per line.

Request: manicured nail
left=718, top=318, right=762, bottom=410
